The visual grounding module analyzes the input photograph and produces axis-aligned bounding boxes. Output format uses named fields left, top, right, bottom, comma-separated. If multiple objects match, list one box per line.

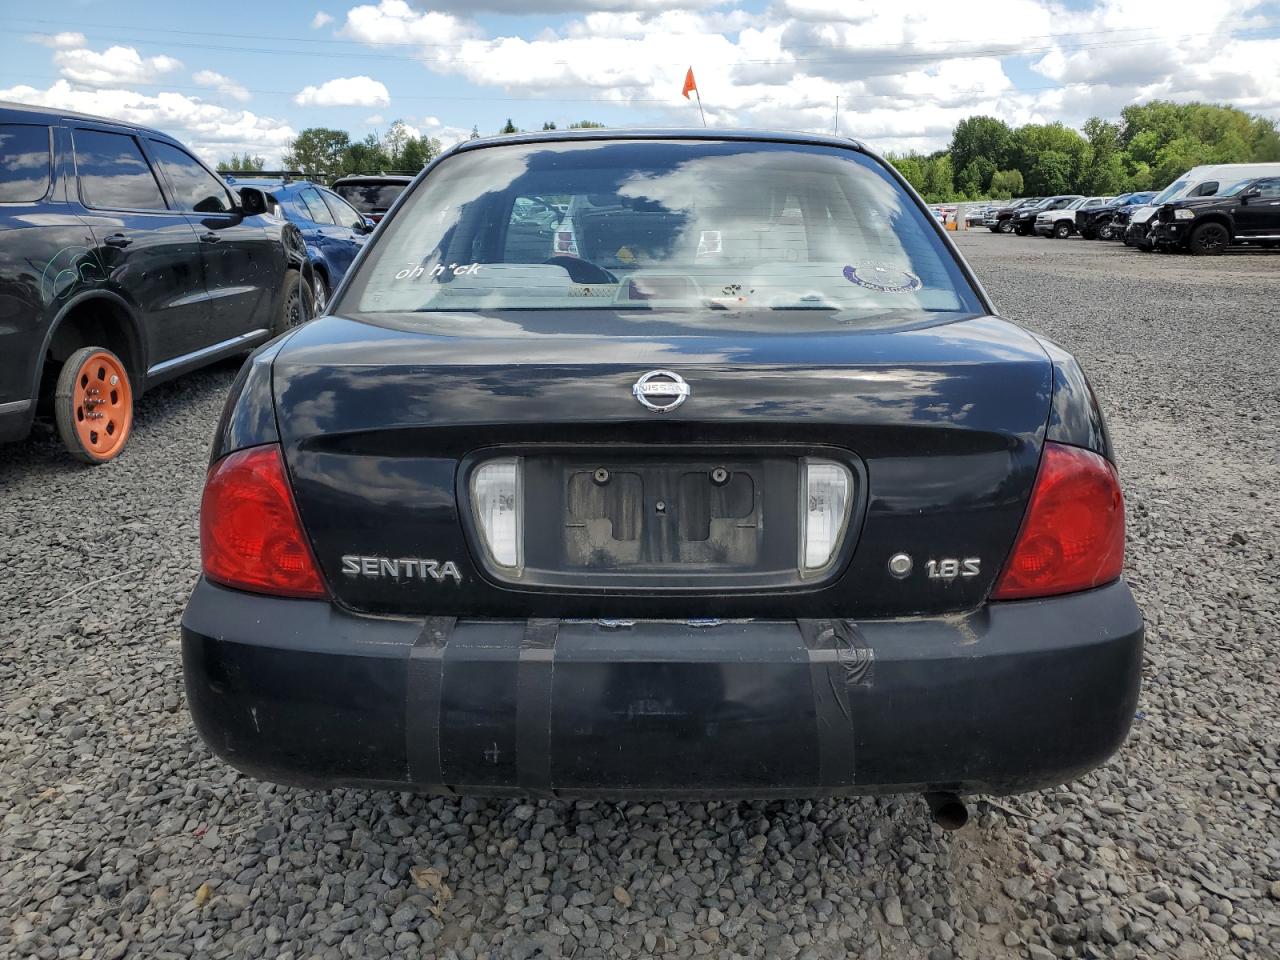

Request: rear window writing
left=0, top=124, right=51, bottom=202
left=342, top=140, right=984, bottom=326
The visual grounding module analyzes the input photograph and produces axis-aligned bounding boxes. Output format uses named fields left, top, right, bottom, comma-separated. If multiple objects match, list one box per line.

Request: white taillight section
left=472, top=458, right=523, bottom=570
left=801, top=459, right=853, bottom=571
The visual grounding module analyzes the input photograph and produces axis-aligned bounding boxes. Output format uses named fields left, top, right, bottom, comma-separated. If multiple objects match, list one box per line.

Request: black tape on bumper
left=405, top=616, right=453, bottom=790
left=799, top=619, right=863, bottom=788
left=517, top=618, right=558, bottom=797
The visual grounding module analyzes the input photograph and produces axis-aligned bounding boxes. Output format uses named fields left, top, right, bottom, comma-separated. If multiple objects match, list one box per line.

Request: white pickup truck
left=1034, top=197, right=1112, bottom=238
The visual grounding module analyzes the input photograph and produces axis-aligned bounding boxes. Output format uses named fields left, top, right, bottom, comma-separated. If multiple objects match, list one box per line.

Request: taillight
left=800, top=458, right=854, bottom=572
left=992, top=442, right=1124, bottom=600
left=200, top=444, right=326, bottom=599
left=470, top=457, right=523, bottom=572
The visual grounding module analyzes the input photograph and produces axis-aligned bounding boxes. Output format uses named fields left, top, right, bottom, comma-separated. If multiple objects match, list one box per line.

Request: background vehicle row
left=0, top=102, right=311, bottom=462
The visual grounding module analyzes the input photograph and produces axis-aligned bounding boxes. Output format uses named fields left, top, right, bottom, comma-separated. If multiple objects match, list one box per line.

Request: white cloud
left=340, top=0, right=480, bottom=46
left=353, top=0, right=722, bottom=10
left=364, top=113, right=385, bottom=125
left=0, top=80, right=296, bottom=164
left=31, top=31, right=88, bottom=49
left=193, top=69, right=251, bottom=103
left=294, top=75, right=390, bottom=107
left=54, top=45, right=182, bottom=87
left=312, top=11, right=335, bottom=28
left=420, top=116, right=473, bottom=145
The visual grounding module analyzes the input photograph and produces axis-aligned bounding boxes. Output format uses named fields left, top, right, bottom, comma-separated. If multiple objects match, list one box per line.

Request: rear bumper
left=181, top=578, right=1144, bottom=798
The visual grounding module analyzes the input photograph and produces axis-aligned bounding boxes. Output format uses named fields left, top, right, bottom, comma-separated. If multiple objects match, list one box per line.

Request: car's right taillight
left=200, top=444, right=327, bottom=599
left=992, top=441, right=1125, bottom=600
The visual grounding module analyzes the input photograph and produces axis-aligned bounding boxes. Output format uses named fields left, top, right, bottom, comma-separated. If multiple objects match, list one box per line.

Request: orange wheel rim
left=72, top=352, right=132, bottom=458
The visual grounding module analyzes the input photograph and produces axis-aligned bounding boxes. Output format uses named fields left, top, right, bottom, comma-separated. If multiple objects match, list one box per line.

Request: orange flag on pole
left=682, top=67, right=697, bottom=99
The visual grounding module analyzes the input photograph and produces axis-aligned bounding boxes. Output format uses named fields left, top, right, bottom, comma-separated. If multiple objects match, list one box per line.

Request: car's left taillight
left=200, top=444, right=327, bottom=599
left=991, top=441, right=1124, bottom=601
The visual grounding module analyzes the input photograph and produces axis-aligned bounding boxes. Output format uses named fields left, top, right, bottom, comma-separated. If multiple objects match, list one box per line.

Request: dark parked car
left=1151, top=177, right=1280, bottom=254
left=0, top=102, right=311, bottom=463
left=1077, top=192, right=1155, bottom=240
left=985, top=197, right=1041, bottom=232
left=1012, top=195, right=1082, bottom=235
left=227, top=177, right=373, bottom=311
left=183, top=130, right=1142, bottom=818
left=330, top=174, right=413, bottom=224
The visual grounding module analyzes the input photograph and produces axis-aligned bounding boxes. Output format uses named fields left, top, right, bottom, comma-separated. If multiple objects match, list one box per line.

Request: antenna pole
left=695, top=88, right=707, bottom=127
left=833, top=96, right=839, bottom=134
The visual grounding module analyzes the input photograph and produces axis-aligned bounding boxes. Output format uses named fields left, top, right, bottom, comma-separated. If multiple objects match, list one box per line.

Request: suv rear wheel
left=55, top=347, right=134, bottom=464
left=273, top=270, right=310, bottom=335
left=1053, top=222, right=1072, bottom=239
left=1188, top=222, right=1230, bottom=256
left=999, top=220, right=1014, bottom=233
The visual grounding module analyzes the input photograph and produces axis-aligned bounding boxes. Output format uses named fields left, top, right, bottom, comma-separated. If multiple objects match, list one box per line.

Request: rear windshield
left=333, top=182, right=407, bottom=213
left=341, top=139, right=984, bottom=326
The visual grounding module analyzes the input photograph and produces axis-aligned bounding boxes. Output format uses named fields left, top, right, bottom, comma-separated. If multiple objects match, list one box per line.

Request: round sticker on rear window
left=843, top=263, right=922, bottom=293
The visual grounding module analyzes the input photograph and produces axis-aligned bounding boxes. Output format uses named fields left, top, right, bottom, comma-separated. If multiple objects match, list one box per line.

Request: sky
left=3, top=0, right=1279, bottom=165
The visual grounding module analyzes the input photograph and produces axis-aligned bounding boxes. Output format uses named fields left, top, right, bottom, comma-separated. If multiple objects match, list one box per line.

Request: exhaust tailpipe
left=923, top=792, right=969, bottom=830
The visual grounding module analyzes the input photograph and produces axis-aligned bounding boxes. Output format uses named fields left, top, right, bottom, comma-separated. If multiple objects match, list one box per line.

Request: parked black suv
left=1077, top=192, right=1155, bottom=240
left=985, top=197, right=1041, bottom=233
left=0, top=102, right=312, bottom=462
left=1151, top=177, right=1280, bottom=254
left=1011, top=195, right=1082, bottom=235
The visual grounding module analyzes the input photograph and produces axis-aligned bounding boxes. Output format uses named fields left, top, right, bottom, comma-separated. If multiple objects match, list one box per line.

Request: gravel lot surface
left=2, top=232, right=1278, bottom=960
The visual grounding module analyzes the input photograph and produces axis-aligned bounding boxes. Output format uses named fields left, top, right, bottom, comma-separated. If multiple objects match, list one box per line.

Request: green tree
left=499, top=118, right=518, bottom=134
left=989, top=169, right=1024, bottom=198
left=957, top=157, right=997, bottom=197
left=568, top=120, right=606, bottom=129
left=923, top=153, right=956, bottom=202
left=1118, top=100, right=1280, bottom=187
left=341, top=134, right=389, bottom=175
left=887, top=153, right=928, bottom=195
left=399, top=135, right=440, bottom=170
left=383, top=120, right=411, bottom=166
left=1013, top=123, right=1090, bottom=191
left=1025, top=150, right=1074, bottom=195
left=282, top=127, right=352, bottom=180
left=469, top=125, right=481, bottom=140
left=950, top=116, right=1014, bottom=180
left=542, top=121, right=557, bottom=130
left=1080, top=118, right=1128, bottom=194
left=215, top=152, right=266, bottom=173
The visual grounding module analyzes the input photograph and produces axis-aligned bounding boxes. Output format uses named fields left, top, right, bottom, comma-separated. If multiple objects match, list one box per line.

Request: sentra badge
left=341, top=555, right=462, bottom=584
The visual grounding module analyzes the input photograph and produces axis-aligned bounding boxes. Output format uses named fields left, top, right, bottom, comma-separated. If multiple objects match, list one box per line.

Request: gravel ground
left=1, top=233, right=1278, bottom=960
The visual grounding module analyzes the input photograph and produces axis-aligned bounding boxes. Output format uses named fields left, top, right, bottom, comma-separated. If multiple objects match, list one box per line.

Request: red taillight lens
left=200, top=444, right=326, bottom=599
left=992, top=442, right=1125, bottom=601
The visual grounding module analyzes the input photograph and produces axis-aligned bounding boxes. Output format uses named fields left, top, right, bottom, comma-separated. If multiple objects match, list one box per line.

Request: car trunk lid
left=273, top=312, right=1051, bottom=619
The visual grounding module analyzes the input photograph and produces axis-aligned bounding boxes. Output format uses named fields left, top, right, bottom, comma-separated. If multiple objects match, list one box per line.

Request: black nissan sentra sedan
left=183, top=130, right=1142, bottom=823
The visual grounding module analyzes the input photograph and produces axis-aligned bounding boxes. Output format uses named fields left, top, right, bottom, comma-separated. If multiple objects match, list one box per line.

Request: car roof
left=0, top=99, right=176, bottom=143
left=450, top=127, right=869, bottom=156
left=332, top=174, right=415, bottom=184
left=226, top=178, right=322, bottom=193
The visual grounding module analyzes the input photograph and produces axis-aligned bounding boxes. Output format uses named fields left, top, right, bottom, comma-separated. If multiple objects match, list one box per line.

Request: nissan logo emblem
left=632, top=370, right=690, bottom=413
